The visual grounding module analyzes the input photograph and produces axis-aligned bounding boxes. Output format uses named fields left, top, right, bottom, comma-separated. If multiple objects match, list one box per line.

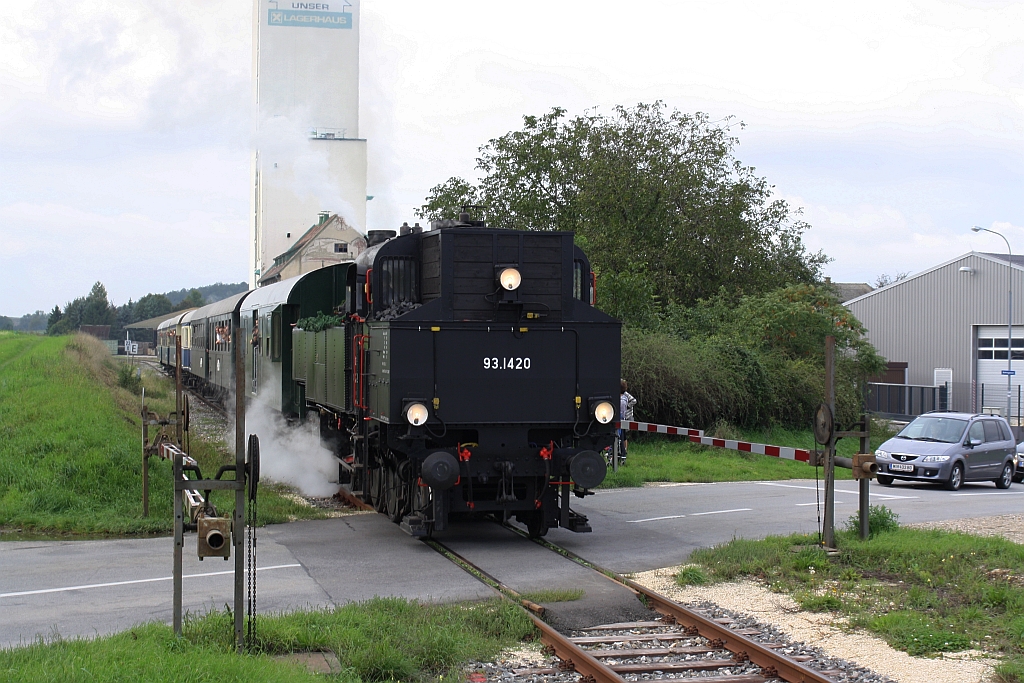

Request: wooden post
left=172, top=447, right=183, bottom=636
left=823, top=335, right=836, bottom=549
left=233, top=328, right=246, bottom=653
left=142, top=390, right=149, bottom=518
left=859, top=411, right=870, bottom=540
left=175, top=338, right=183, bottom=446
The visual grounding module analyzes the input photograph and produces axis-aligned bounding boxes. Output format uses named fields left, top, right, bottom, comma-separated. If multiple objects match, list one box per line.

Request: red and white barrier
left=618, top=421, right=812, bottom=463
left=618, top=421, right=704, bottom=438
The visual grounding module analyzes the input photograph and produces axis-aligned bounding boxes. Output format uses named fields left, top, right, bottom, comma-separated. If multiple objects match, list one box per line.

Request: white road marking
left=689, top=508, right=752, bottom=516
left=796, top=502, right=843, bottom=506
left=0, top=563, right=302, bottom=599
left=657, top=483, right=712, bottom=488
left=626, top=514, right=687, bottom=523
left=756, top=482, right=917, bottom=499
left=951, top=491, right=1024, bottom=497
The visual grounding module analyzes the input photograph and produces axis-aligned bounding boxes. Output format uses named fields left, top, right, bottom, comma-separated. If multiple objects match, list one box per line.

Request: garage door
left=977, top=325, right=1024, bottom=422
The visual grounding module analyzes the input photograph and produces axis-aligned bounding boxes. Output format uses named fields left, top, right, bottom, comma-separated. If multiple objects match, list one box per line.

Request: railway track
left=429, top=528, right=840, bottom=683
left=141, top=358, right=229, bottom=419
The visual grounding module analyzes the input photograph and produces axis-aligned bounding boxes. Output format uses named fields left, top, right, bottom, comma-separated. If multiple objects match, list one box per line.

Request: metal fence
left=868, top=381, right=1024, bottom=426
left=867, top=382, right=950, bottom=420
left=977, top=382, right=1024, bottom=427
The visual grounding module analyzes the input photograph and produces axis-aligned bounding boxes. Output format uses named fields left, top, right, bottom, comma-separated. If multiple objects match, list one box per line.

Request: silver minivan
left=874, top=412, right=1016, bottom=490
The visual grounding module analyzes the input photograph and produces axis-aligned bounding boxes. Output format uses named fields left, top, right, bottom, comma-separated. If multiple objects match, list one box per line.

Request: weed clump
left=844, top=504, right=900, bottom=537
left=675, top=565, right=709, bottom=586
left=117, top=362, right=143, bottom=395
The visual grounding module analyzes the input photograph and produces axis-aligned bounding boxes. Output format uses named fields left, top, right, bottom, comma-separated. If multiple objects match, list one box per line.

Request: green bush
left=844, top=505, right=900, bottom=537
left=622, top=330, right=823, bottom=429
left=295, top=312, right=344, bottom=332
left=116, top=362, right=142, bottom=395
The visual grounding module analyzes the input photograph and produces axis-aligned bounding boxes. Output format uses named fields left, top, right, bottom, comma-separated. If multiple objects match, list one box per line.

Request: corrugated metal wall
left=846, top=253, right=1024, bottom=408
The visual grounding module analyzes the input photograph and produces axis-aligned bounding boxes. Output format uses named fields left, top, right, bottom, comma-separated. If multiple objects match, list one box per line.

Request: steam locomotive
left=157, top=215, right=621, bottom=536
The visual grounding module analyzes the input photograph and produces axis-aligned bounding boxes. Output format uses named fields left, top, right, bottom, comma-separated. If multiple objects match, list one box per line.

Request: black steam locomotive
left=159, top=214, right=621, bottom=537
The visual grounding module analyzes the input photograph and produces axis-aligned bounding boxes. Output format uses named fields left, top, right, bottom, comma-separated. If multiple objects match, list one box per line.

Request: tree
left=46, top=306, right=63, bottom=334
left=874, top=272, right=909, bottom=288
left=418, top=103, right=827, bottom=327
left=0, top=317, right=13, bottom=331
left=133, top=294, right=174, bottom=321
left=175, top=289, right=205, bottom=311
left=46, top=282, right=116, bottom=335
left=735, top=283, right=884, bottom=375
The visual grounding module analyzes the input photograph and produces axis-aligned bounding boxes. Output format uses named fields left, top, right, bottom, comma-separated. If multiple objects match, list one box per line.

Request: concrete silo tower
left=249, top=0, right=366, bottom=287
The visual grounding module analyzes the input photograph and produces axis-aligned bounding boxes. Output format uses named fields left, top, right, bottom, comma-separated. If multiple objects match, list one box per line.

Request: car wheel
left=876, top=474, right=894, bottom=487
left=944, top=462, right=964, bottom=491
left=995, top=462, right=1014, bottom=489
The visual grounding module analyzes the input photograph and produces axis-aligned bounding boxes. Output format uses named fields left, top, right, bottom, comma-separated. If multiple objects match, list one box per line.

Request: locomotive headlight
left=498, top=267, right=521, bottom=291
left=592, top=401, right=616, bottom=425
left=404, top=402, right=429, bottom=426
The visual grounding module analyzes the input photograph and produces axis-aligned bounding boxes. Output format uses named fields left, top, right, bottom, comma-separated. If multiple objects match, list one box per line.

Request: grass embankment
left=680, top=509, right=1024, bottom=680
left=603, top=422, right=894, bottom=487
left=0, top=332, right=325, bottom=536
left=0, top=597, right=534, bottom=682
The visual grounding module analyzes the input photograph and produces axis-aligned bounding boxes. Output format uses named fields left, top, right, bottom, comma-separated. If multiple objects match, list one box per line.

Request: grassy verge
left=684, top=508, right=1024, bottom=679
left=0, top=333, right=327, bottom=536
left=603, top=422, right=895, bottom=487
left=0, top=597, right=534, bottom=682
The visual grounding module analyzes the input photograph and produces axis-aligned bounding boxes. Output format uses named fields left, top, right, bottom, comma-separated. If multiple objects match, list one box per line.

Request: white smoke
left=242, top=399, right=340, bottom=498
left=255, top=111, right=361, bottom=232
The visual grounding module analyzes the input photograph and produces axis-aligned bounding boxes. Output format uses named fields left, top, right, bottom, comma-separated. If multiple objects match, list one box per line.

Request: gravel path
left=627, top=571, right=993, bottom=683
left=905, top=513, right=1024, bottom=543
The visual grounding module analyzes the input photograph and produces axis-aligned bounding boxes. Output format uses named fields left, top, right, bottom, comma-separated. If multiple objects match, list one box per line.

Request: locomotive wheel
left=370, top=465, right=386, bottom=512
left=386, top=466, right=405, bottom=522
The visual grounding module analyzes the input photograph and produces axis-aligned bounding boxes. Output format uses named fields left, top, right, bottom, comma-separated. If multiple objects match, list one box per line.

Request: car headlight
left=498, top=267, right=521, bottom=291
left=404, top=402, right=429, bottom=426
left=875, top=450, right=890, bottom=459
left=921, top=455, right=951, bottom=462
left=592, top=401, right=616, bottom=424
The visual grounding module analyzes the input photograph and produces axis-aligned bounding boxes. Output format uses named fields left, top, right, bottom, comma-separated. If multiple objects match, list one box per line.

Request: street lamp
left=973, top=225, right=1014, bottom=422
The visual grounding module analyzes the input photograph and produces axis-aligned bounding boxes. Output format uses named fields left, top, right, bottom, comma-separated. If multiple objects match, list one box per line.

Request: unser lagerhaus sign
left=269, top=2, right=352, bottom=29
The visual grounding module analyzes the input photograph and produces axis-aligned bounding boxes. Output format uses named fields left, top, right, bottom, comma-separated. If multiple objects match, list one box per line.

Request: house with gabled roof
left=845, top=251, right=1024, bottom=420
left=258, top=212, right=366, bottom=287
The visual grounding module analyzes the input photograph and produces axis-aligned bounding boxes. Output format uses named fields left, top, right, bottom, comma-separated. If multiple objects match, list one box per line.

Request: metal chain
left=245, top=434, right=259, bottom=651
left=246, top=492, right=257, bottom=649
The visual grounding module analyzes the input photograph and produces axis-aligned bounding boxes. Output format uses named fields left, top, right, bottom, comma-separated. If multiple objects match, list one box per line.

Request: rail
left=502, top=523, right=836, bottom=683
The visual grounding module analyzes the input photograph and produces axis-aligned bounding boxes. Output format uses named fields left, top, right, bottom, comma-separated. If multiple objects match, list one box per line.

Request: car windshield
left=896, top=416, right=968, bottom=444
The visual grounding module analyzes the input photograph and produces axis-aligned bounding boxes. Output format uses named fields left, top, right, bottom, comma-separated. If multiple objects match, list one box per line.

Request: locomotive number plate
left=483, top=356, right=531, bottom=370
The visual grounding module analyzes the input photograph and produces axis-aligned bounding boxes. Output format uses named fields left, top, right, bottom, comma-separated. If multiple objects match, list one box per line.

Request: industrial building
left=249, top=0, right=366, bottom=288
left=845, top=251, right=1024, bottom=421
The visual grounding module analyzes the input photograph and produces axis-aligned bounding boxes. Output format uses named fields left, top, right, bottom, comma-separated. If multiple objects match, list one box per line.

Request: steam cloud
left=242, top=399, right=340, bottom=498
left=255, top=112, right=361, bottom=231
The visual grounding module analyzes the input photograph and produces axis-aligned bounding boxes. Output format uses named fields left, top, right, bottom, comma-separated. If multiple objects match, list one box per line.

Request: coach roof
left=189, top=291, right=252, bottom=321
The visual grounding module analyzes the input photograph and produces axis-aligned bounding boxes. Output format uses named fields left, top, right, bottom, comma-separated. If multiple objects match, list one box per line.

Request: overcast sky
left=2, top=0, right=1022, bottom=315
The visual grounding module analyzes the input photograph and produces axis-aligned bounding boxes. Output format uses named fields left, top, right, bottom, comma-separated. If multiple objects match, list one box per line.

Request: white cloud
left=2, top=0, right=1024, bottom=315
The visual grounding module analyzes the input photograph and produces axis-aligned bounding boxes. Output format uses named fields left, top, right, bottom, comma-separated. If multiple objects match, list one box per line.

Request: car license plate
left=890, top=463, right=914, bottom=472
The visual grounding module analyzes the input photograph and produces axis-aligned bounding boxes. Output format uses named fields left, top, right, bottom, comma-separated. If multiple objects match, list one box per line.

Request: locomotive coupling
left=197, top=515, right=232, bottom=560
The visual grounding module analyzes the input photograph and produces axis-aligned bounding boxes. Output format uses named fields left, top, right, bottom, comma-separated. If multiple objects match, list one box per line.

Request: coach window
left=271, top=311, right=282, bottom=361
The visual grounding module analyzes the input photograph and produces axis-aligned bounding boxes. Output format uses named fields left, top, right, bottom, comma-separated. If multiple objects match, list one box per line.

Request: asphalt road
left=2, top=478, right=1023, bottom=648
